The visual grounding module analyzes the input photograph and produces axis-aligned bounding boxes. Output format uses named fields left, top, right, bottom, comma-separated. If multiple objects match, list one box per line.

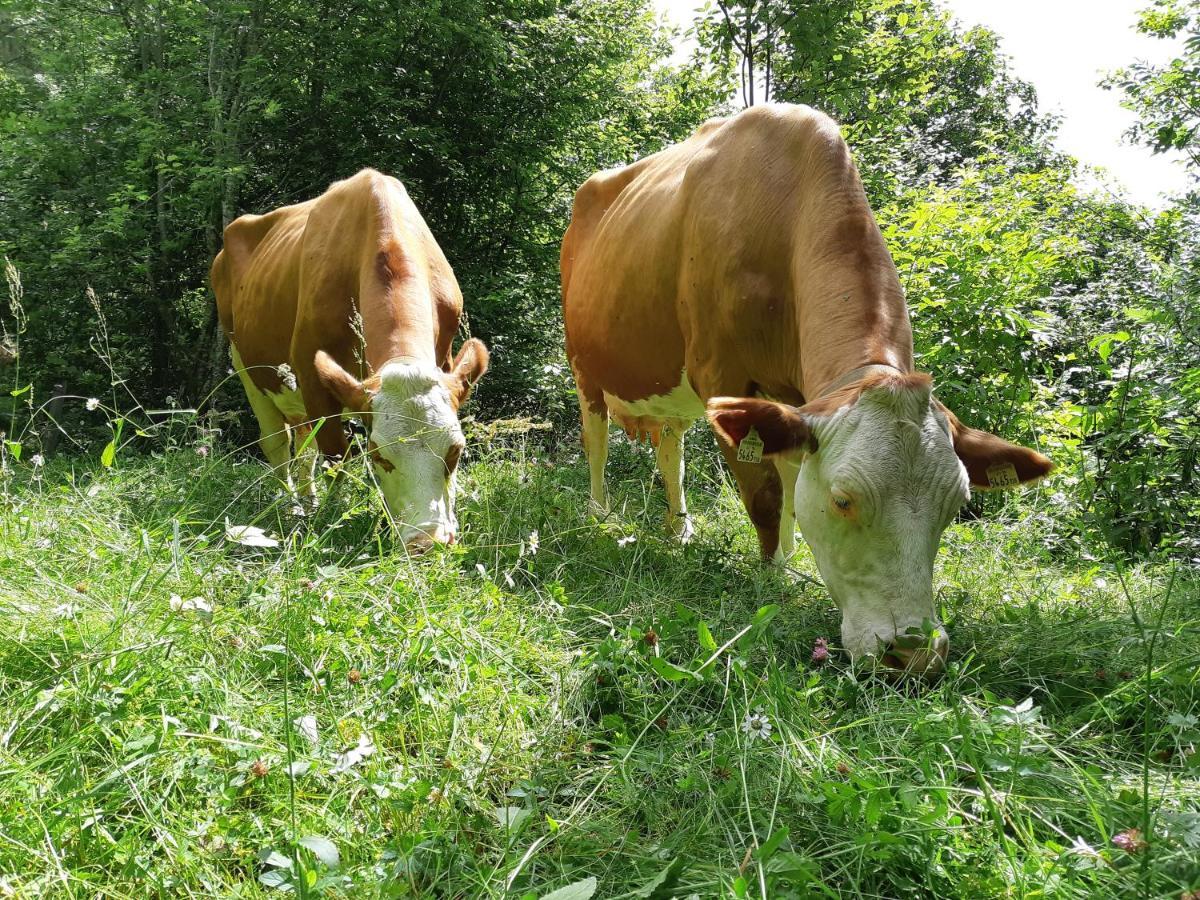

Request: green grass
left=0, top=427, right=1197, bottom=898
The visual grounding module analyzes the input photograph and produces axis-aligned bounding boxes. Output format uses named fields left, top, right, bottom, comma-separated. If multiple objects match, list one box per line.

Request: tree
left=1107, top=0, right=1200, bottom=174
left=0, top=0, right=725, bottom=416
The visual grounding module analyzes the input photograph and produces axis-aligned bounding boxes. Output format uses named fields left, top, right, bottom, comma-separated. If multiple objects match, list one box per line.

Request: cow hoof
left=587, top=493, right=610, bottom=519
left=668, top=512, right=694, bottom=543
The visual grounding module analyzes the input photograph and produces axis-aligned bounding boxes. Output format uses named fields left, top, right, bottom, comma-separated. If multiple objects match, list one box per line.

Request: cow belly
left=603, top=369, right=705, bottom=442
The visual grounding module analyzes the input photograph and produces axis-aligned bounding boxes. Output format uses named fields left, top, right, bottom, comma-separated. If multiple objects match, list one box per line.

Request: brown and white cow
left=561, top=104, right=1051, bottom=674
left=213, top=169, right=488, bottom=550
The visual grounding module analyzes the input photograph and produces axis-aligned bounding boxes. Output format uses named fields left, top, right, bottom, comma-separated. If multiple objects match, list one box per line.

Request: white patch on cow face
left=366, top=361, right=465, bottom=546
left=792, top=384, right=969, bottom=662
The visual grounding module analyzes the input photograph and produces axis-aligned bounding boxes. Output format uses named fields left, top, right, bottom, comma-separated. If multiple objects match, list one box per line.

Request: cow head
left=708, top=372, right=1051, bottom=676
left=315, top=339, right=489, bottom=551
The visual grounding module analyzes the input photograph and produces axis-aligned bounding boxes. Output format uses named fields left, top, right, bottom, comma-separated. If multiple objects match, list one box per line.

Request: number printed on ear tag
left=737, top=428, right=764, bottom=464
left=986, top=462, right=1019, bottom=489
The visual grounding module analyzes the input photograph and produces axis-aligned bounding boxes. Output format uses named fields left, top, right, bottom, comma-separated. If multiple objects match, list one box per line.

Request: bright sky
left=655, top=0, right=1191, bottom=208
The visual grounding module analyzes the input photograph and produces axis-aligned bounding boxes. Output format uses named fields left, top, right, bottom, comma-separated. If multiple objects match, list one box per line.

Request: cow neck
left=793, top=274, right=914, bottom=402
left=360, top=278, right=439, bottom=373
left=814, top=363, right=903, bottom=399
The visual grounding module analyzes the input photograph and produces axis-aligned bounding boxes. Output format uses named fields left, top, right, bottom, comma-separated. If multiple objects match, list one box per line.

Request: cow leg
left=580, top=401, right=610, bottom=517
left=655, top=420, right=694, bottom=542
left=290, top=422, right=321, bottom=503
left=775, top=456, right=800, bottom=561
left=718, top=442, right=785, bottom=563
left=231, top=347, right=292, bottom=484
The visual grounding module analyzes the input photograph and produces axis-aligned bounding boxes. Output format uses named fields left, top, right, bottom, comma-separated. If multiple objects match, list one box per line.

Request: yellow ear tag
left=737, top=427, right=764, bottom=464
left=986, top=462, right=1020, bottom=489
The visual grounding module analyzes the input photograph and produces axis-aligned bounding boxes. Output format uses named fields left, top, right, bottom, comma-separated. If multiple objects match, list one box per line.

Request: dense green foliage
left=0, top=436, right=1197, bottom=897
left=0, top=0, right=723, bottom=411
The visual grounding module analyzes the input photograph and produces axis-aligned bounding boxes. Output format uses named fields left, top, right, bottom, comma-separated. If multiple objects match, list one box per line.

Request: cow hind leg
left=580, top=400, right=610, bottom=517
left=655, top=420, right=694, bottom=542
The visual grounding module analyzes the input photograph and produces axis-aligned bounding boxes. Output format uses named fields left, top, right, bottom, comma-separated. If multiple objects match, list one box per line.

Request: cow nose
left=880, top=632, right=949, bottom=677
left=403, top=525, right=455, bottom=555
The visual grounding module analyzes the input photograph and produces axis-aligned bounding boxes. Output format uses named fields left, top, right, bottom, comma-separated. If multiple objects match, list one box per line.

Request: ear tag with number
left=737, top=427, right=764, bottom=464
left=986, top=462, right=1019, bottom=489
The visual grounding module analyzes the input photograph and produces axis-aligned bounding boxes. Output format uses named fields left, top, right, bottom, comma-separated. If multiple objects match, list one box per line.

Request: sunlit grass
left=0, top=429, right=1197, bottom=898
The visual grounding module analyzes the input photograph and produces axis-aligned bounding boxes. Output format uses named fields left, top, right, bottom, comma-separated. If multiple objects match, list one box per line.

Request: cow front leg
left=655, top=420, right=694, bottom=542
left=231, top=347, right=293, bottom=486
left=580, top=400, right=610, bottom=517
left=718, top=442, right=785, bottom=563
left=775, top=456, right=800, bottom=561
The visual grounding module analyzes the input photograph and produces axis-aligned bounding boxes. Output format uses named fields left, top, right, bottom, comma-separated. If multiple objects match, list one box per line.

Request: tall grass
left=0, top=408, right=1196, bottom=898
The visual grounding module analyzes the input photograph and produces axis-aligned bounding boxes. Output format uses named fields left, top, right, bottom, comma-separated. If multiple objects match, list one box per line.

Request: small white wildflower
left=85, top=397, right=100, bottom=411
left=741, top=709, right=772, bottom=741
left=276, top=363, right=298, bottom=391
left=169, top=594, right=212, bottom=616
left=195, top=445, right=210, bottom=459
left=616, top=534, right=637, bottom=548
left=1093, top=577, right=1108, bottom=590
left=1069, top=836, right=1101, bottom=858
left=30, top=453, right=44, bottom=467
left=51, top=602, right=78, bottom=619
left=331, top=732, right=376, bottom=773
left=293, top=715, right=319, bottom=746
left=525, top=529, right=539, bottom=556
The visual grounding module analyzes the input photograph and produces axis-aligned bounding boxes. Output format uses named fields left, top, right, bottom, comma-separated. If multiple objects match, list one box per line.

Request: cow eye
left=831, top=491, right=854, bottom=516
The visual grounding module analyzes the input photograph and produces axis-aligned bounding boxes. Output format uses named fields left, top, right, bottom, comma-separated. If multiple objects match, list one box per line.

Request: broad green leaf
left=650, top=656, right=695, bottom=682
left=539, top=877, right=597, bottom=900
left=298, top=835, right=339, bottom=869
left=633, top=857, right=685, bottom=898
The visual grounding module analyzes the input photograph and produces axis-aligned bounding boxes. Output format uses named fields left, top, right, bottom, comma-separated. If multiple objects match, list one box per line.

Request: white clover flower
left=331, top=732, right=376, bottom=773
left=741, top=709, right=773, bottom=741
left=276, top=363, right=298, bottom=391
left=85, top=397, right=100, bottom=411
left=30, top=453, right=44, bottom=468
left=195, top=445, right=210, bottom=459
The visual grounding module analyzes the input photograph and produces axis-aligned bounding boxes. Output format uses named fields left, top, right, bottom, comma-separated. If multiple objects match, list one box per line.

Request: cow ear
left=315, top=351, right=372, bottom=412
left=937, top=402, right=1053, bottom=489
left=706, top=397, right=817, bottom=458
left=446, top=338, right=489, bottom=408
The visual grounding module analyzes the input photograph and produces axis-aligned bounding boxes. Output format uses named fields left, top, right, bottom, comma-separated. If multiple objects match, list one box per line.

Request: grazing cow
left=561, top=104, right=1051, bottom=674
left=213, top=169, right=488, bottom=550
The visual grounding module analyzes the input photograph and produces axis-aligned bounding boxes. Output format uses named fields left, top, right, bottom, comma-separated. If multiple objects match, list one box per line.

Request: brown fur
left=936, top=402, right=1054, bottom=488
left=212, top=169, right=467, bottom=459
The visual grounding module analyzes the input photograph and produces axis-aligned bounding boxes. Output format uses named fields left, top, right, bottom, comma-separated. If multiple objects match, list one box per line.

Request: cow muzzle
left=403, top=524, right=456, bottom=555
left=879, top=631, right=949, bottom=677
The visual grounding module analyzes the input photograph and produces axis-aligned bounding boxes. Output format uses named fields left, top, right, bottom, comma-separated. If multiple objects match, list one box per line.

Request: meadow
left=1, top=418, right=1196, bottom=898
